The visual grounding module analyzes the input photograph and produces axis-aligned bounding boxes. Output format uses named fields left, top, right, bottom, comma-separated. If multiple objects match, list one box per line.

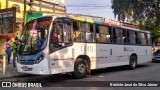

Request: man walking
left=12, top=37, right=19, bottom=67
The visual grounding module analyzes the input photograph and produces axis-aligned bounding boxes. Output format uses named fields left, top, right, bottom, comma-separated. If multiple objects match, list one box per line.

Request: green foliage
left=111, top=0, right=160, bottom=42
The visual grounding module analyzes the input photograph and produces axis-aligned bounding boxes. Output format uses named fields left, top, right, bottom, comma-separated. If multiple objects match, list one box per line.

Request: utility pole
left=23, top=0, right=26, bottom=27
left=28, top=0, right=34, bottom=11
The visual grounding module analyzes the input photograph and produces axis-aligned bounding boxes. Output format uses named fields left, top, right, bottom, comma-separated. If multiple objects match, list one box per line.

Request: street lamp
left=23, top=0, right=34, bottom=26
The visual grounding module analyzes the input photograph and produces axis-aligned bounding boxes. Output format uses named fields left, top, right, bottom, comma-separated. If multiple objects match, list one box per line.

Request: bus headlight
left=35, top=53, right=45, bottom=64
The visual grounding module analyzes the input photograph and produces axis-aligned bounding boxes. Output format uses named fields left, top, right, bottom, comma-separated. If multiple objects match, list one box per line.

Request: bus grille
left=19, top=60, right=35, bottom=65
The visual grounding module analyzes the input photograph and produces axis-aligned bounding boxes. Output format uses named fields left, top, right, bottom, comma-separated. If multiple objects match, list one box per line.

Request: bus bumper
left=16, top=58, right=50, bottom=75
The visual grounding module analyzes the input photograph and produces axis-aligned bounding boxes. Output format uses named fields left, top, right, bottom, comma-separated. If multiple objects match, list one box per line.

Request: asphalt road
left=1, top=61, right=160, bottom=90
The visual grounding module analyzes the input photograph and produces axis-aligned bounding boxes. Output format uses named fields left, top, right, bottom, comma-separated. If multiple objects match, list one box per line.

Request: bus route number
left=81, top=46, right=93, bottom=52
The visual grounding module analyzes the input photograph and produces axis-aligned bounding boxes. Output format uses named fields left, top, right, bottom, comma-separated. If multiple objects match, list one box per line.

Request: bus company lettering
left=124, top=46, right=134, bottom=51
left=81, top=46, right=93, bottom=52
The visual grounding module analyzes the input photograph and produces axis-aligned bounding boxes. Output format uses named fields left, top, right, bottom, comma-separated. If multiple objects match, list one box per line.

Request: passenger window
left=50, top=21, right=72, bottom=52
left=96, top=25, right=110, bottom=43
left=138, top=32, right=147, bottom=45
left=73, top=21, right=94, bottom=42
left=86, top=24, right=95, bottom=42
left=115, top=28, right=124, bottom=44
left=129, top=31, right=136, bottom=44
left=147, top=34, right=151, bottom=45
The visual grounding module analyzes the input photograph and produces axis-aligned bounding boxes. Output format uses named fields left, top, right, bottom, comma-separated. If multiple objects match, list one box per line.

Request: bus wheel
left=129, top=55, right=137, bottom=70
left=74, top=58, right=88, bottom=79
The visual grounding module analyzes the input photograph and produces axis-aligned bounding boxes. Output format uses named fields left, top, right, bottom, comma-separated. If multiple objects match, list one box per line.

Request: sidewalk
left=0, top=62, right=27, bottom=79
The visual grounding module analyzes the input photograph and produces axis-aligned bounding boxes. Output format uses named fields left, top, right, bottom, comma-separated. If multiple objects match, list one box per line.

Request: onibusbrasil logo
left=1, top=82, right=42, bottom=87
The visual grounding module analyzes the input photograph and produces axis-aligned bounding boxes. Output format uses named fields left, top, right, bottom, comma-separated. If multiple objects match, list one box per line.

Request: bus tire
left=74, top=58, right=88, bottom=79
left=129, top=55, right=137, bottom=70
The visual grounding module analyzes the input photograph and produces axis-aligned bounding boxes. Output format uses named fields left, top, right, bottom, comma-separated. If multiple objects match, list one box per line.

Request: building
left=0, top=0, right=66, bottom=27
left=0, top=0, right=66, bottom=54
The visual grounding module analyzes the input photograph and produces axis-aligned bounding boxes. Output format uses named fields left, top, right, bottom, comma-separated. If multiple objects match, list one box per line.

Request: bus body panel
left=16, top=15, right=152, bottom=75
left=49, top=42, right=152, bottom=74
left=126, top=45, right=152, bottom=63
left=17, top=58, right=50, bottom=74
left=49, top=46, right=75, bottom=74
left=17, top=50, right=51, bottom=75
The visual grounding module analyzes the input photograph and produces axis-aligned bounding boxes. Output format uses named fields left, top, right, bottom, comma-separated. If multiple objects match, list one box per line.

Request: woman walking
left=6, top=38, right=12, bottom=64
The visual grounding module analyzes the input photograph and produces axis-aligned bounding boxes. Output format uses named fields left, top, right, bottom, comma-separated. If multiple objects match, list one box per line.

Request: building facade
left=0, top=0, right=66, bottom=54
left=0, top=0, right=66, bottom=22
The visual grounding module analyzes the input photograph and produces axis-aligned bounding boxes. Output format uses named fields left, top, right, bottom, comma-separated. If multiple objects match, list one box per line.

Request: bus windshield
left=19, top=17, right=52, bottom=54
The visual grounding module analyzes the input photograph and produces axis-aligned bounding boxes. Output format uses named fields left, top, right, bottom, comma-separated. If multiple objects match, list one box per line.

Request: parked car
left=152, top=49, right=160, bottom=62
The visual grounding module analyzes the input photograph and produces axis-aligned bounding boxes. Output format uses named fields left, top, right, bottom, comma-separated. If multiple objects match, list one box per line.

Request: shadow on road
left=20, top=64, right=149, bottom=79
left=90, top=64, right=149, bottom=76
left=2, top=62, right=153, bottom=84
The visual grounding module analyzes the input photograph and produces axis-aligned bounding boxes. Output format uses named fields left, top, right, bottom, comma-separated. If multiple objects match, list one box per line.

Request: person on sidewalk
left=11, top=37, right=19, bottom=67
left=6, top=38, right=12, bottom=64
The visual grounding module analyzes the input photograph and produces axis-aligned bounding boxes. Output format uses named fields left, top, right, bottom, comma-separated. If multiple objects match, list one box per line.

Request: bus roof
left=33, top=13, right=150, bottom=34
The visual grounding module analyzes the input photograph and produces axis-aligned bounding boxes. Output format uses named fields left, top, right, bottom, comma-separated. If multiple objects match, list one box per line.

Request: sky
left=66, top=0, right=115, bottom=20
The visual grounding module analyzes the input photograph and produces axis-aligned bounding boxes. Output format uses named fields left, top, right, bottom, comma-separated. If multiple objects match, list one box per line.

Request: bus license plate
left=21, top=66, right=28, bottom=70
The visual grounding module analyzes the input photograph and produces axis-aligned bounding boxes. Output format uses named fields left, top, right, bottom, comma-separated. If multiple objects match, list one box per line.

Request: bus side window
left=86, top=24, right=95, bottom=42
left=73, top=21, right=80, bottom=41
left=96, top=25, right=102, bottom=42
left=63, top=23, right=72, bottom=46
left=79, top=22, right=87, bottom=42
left=113, top=28, right=117, bottom=43
left=99, top=25, right=110, bottom=43
left=57, top=24, right=63, bottom=42
left=129, top=31, right=136, bottom=44
left=73, top=21, right=87, bottom=42
left=126, top=30, right=130, bottom=44
left=135, top=32, right=138, bottom=44
left=144, top=33, right=148, bottom=45
left=147, top=34, right=151, bottom=45
left=52, top=32, right=57, bottom=42
left=115, top=28, right=124, bottom=44
left=138, top=32, right=147, bottom=45
left=51, top=23, right=59, bottom=43
left=50, top=23, right=64, bottom=51
left=76, top=31, right=81, bottom=41
left=123, top=29, right=127, bottom=44
left=138, top=32, right=143, bottom=45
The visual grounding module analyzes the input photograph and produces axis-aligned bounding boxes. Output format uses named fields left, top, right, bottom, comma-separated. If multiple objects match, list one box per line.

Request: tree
left=111, top=0, right=160, bottom=42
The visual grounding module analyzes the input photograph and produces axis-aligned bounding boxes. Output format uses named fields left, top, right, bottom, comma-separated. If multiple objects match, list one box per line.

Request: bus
left=17, top=14, right=152, bottom=78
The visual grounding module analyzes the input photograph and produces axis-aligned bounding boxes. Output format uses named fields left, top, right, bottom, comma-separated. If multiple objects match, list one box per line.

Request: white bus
left=17, top=15, right=152, bottom=78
